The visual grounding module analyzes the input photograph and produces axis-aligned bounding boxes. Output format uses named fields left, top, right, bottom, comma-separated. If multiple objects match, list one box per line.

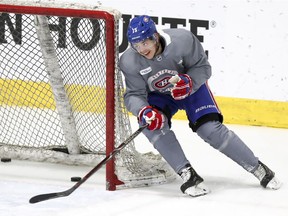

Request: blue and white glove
left=169, top=74, right=193, bottom=100
left=138, top=106, right=165, bottom=131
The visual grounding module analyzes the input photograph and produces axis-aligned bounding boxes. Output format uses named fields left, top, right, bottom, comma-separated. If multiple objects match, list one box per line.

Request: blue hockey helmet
left=127, top=15, right=157, bottom=44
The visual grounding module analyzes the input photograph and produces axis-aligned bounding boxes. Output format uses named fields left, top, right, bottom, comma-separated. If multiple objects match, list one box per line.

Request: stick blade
left=29, top=126, right=147, bottom=204
left=29, top=192, right=66, bottom=204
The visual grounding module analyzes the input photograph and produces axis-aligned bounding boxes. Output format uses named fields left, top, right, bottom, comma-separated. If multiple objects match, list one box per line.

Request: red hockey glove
left=138, top=106, right=165, bottom=131
left=169, top=74, right=193, bottom=100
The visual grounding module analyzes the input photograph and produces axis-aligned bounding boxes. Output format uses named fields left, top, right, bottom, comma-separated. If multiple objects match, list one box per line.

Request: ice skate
left=253, top=161, right=282, bottom=190
left=179, top=165, right=210, bottom=197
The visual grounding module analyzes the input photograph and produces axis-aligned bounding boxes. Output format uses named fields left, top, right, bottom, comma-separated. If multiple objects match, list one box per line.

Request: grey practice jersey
left=119, top=28, right=212, bottom=116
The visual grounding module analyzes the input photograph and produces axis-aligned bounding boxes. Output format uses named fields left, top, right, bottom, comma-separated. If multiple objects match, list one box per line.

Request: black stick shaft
left=29, top=125, right=147, bottom=204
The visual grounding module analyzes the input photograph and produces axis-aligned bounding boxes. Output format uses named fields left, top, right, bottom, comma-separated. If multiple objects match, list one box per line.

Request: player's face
left=131, top=38, right=157, bottom=59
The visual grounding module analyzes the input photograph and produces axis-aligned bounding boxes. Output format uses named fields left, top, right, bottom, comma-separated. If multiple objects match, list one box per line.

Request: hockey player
left=119, top=15, right=281, bottom=197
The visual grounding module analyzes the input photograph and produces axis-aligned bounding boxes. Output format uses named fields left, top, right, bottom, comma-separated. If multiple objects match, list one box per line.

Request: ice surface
left=1, top=118, right=287, bottom=216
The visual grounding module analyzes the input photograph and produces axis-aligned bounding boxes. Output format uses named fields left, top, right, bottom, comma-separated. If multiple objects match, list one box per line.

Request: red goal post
left=0, top=1, right=175, bottom=190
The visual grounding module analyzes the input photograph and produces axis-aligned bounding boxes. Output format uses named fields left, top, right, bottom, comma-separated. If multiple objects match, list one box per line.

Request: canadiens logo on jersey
left=155, top=77, right=171, bottom=88
left=147, top=69, right=178, bottom=93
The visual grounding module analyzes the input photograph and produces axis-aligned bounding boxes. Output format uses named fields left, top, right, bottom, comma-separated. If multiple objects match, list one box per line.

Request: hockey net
left=0, top=0, right=175, bottom=190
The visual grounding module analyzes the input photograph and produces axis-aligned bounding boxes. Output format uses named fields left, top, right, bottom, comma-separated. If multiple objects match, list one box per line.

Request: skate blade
left=267, top=177, right=282, bottom=190
left=184, top=182, right=210, bottom=197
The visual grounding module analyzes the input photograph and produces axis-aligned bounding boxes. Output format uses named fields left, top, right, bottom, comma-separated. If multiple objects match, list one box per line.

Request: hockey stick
left=29, top=124, right=148, bottom=204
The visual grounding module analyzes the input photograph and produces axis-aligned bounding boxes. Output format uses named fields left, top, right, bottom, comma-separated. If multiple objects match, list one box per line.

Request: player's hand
left=169, top=74, right=193, bottom=100
left=138, top=106, right=165, bottom=131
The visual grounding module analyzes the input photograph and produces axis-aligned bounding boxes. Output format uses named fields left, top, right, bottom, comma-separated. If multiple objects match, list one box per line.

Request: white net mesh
left=0, top=1, right=176, bottom=189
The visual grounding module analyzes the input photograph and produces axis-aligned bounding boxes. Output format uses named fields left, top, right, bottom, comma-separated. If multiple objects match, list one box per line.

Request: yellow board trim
left=0, top=79, right=106, bottom=113
left=1, top=79, right=287, bottom=128
left=173, top=96, right=288, bottom=129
